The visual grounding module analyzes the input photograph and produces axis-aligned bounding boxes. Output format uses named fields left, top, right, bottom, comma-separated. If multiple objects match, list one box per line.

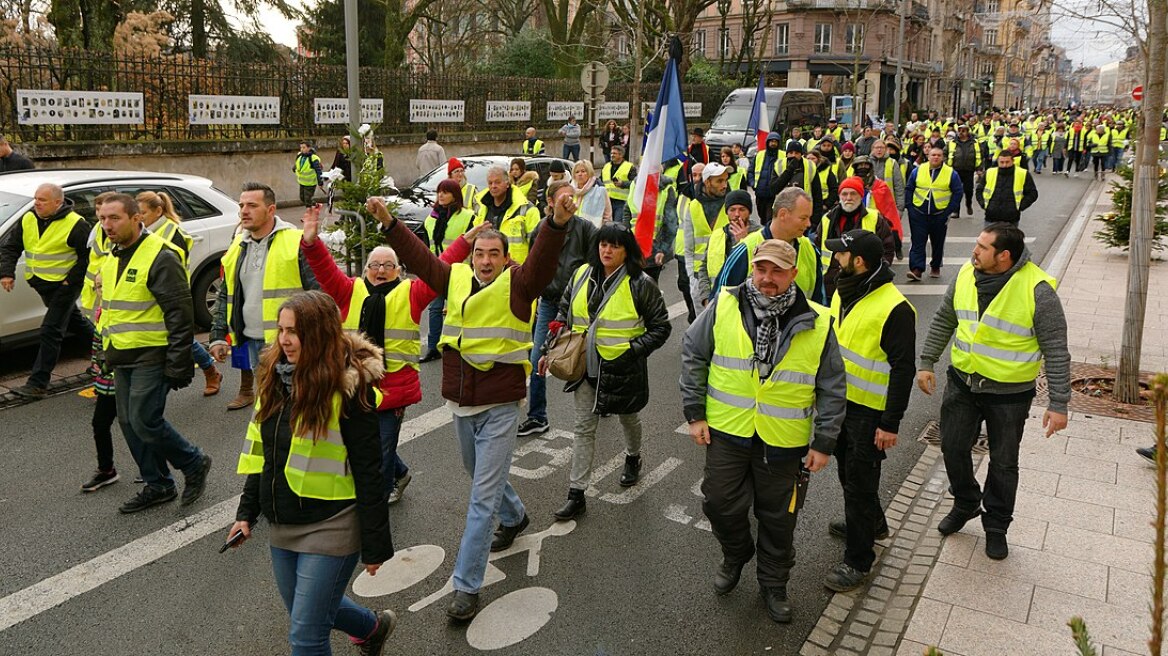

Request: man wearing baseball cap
left=682, top=237, right=846, bottom=623
left=682, top=162, right=732, bottom=303
left=826, top=118, right=844, bottom=143
left=822, top=229, right=916, bottom=592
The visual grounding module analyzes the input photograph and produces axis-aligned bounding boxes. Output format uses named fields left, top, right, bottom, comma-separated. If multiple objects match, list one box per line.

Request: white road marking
left=466, top=587, right=558, bottom=651
left=944, top=236, right=1035, bottom=243
left=667, top=300, right=687, bottom=320
left=400, top=404, right=455, bottom=446
left=898, top=285, right=950, bottom=296
left=351, top=545, right=445, bottom=599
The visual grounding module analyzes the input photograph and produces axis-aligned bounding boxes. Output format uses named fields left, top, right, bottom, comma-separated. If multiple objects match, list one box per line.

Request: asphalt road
left=0, top=171, right=1094, bottom=656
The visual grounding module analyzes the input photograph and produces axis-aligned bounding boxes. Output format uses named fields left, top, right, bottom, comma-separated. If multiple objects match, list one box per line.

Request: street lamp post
left=893, top=0, right=908, bottom=129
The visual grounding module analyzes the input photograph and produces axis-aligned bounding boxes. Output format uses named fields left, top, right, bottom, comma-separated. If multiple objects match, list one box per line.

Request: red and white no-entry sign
left=1132, top=85, right=1144, bottom=101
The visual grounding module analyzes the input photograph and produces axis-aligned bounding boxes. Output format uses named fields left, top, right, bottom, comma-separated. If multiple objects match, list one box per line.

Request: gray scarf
left=745, top=279, right=797, bottom=374
left=275, top=362, right=295, bottom=390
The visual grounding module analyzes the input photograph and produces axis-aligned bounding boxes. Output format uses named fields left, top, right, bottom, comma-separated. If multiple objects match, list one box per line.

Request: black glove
left=166, top=375, right=193, bottom=391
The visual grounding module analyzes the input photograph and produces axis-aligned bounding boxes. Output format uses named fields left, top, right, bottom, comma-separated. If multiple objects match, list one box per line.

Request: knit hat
left=841, top=141, right=855, bottom=153
left=838, top=175, right=865, bottom=196
left=725, top=190, right=753, bottom=212
left=785, top=140, right=805, bottom=154
left=549, top=159, right=567, bottom=173
left=447, top=157, right=464, bottom=175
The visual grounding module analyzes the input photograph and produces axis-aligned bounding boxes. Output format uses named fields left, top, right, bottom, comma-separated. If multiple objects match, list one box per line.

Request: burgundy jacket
left=382, top=218, right=567, bottom=406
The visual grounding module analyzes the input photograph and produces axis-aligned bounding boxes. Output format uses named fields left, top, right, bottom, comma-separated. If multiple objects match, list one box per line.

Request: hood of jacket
left=342, top=331, right=387, bottom=400
left=35, top=197, right=77, bottom=222
left=516, top=170, right=539, bottom=187
left=765, top=131, right=782, bottom=152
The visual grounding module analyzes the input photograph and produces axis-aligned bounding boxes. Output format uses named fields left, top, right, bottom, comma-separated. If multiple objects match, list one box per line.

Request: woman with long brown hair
left=227, top=291, right=397, bottom=656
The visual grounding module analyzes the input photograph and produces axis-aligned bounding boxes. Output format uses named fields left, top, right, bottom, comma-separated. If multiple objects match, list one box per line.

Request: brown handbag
left=545, top=328, right=587, bottom=381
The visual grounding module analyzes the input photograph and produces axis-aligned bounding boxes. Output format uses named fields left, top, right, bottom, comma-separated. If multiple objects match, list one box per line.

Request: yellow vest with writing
left=98, top=232, right=181, bottom=351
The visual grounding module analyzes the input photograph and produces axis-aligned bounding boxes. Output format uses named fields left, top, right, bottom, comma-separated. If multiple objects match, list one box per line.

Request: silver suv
left=0, top=170, right=239, bottom=347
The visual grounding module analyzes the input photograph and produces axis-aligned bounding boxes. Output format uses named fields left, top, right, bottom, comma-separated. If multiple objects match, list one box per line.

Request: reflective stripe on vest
left=343, top=278, right=420, bottom=373
left=752, top=152, right=779, bottom=187
left=80, top=223, right=112, bottom=314
left=473, top=188, right=538, bottom=264
left=437, top=264, right=534, bottom=376
left=950, top=261, right=1056, bottom=383
left=568, top=264, right=645, bottom=361
left=779, top=158, right=814, bottom=192
left=830, top=283, right=915, bottom=410
left=706, top=291, right=831, bottom=447
left=295, top=154, right=321, bottom=186
left=151, top=219, right=194, bottom=266
left=739, top=231, right=819, bottom=298
left=522, top=139, right=545, bottom=155
left=687, top=198, right=729, bottom=277
left=21, top=210, right=84, bottom=282
left=820, top=210, right=878, bottom=267
left=603, top=161, right=634, bottom=202
left=911, top=164, right=954, bottom=211
left=424, top=207, right=475, bottom=254
left=221, top=229, right=306, bottom=345
left=983, top=166, right=1027, bottom=209
left=1086, top=131, right=1110, bottom=155
left=98, top=232, right=175, bottom=350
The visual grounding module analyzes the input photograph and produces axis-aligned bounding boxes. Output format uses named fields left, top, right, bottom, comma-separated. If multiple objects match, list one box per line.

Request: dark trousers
left=1052, top=157, right=1066, bottom=173
left=702, top=436, right=804, bottom=590
left=939, top=376, right=1032, bottom=534
left=92, top=392, right=118, bottom=472
left=907, top=210, right=949, bottom=272
left=834, top=404, right=887, bottom=572
left=115, top=364, right=204, bottom=491
left=676, top=257, right=696, bottom=322
left=30, top=282, right=93, bottom=389
left=756, top=194, right=776, bottom=225
left=298, top=184, right=316, bottom=207
left=1092, top=154, right=1107, bottom=174
left=562, top=144, right=580, bottom=161
left=955, top=169, right=975, bottom=213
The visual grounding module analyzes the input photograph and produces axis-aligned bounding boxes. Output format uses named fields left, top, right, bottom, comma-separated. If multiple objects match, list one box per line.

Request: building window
left=814, top=23, right=832, bottom=53
left=617, top=34, right=629, bottom=58
left=692, top=30, right=706, bottom=56
left=984, top=0, right=999, bottom=13
left=719, top=27, right=731, bottom=57
left=981, top=61, right=995, bottom=76
left=845, top=23, right=864, bottom=54
left=985, top=28, right=998, bottom=45
left=775, top=22, right=789, bottom=54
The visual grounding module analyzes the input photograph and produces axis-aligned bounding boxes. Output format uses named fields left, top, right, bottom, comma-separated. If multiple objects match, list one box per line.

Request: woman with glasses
left=228, top=291, right=397, bottom=655
left=300, top=205, right=487, bottom=505
left=539, top=223, right=672, bottom=521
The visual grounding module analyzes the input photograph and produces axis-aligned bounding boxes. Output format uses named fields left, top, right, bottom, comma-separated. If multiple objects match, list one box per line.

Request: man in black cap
left=822, top=229, right=916, bottom=592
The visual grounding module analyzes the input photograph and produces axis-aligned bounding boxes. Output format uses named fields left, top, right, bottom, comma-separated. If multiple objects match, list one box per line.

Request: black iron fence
left=0, top=48, right=736, bottom=143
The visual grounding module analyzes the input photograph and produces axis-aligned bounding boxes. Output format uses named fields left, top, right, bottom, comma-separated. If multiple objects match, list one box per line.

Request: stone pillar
left=788, top=67, right=811, bottom=89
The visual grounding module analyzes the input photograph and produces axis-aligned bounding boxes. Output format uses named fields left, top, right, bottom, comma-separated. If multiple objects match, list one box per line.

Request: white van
left=704, top=88, right=828, bottom=156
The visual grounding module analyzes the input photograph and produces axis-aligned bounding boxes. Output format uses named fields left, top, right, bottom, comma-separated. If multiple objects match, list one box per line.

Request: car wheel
left=191, top=265, right=221, bottom=331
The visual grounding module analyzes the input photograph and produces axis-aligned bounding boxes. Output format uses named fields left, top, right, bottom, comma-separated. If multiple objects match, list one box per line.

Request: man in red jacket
left=366, top=182, right=574, bottom=623
left=300, top=205, right=485, bottom=505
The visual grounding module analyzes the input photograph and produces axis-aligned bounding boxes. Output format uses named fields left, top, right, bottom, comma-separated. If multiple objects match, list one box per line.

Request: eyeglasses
left=367, top=263, right=398, bottom=271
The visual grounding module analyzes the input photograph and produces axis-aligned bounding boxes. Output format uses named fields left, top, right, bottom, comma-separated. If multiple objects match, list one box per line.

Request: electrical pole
left=344, top=0, right=361, bottom=155
left=893, top=0, right=907, bottom=129
left=630, top=0, right=646, bottom=162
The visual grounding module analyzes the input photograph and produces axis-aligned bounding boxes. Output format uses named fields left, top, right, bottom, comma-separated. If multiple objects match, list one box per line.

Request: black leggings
left=1092, top=154, right=1107, bottom=173
left=92, top=392, right=118, bottom=471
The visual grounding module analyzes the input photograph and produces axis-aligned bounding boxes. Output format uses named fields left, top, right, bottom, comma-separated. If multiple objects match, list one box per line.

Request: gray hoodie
left=918, top=248, right=1071, bottom=413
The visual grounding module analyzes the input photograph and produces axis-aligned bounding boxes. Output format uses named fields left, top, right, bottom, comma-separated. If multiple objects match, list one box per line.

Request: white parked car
left=0, top=170, right=239, bottom=348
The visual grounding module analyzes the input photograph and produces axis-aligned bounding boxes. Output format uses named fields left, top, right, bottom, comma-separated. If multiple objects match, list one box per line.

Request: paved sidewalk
left=802, top=179, right=1168, bottom=656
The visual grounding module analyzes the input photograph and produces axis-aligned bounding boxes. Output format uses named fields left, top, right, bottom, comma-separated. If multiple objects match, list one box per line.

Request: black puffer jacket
left=235, top=333, right=393, bottom=565
left=553, top=264, right=672, bottom=415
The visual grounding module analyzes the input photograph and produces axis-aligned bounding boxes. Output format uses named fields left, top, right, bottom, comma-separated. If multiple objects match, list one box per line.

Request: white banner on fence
left=313, top=98, right=384, bottom=124
left=485, top=101, right=531, bottom=123
left=409, top=100, right=465, bottom=123
left=17, top=90, right=144, bottom=125
left=639, top=102, right=703, bottom=120
left=597, top=102, right=630, bottom=120
left=189, top=95, right=280, bottom=125
left=547, top=101, right=585, bottom=122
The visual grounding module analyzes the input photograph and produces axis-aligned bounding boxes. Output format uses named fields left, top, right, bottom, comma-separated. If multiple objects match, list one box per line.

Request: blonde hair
left=572, top=159, right=595, bottom=178
left=136, top=190, right=180, bottom=222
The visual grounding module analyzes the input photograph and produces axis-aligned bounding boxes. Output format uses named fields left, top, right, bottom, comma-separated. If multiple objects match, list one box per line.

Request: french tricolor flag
left=744, top=70, right=768, bottom=152
left=631, top=48, right=689, bottom=258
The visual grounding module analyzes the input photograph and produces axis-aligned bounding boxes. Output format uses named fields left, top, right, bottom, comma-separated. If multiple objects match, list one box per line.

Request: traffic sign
left=581, top=61, right=610, bottom=96
left=1133, top=85, right=1144, bottom=101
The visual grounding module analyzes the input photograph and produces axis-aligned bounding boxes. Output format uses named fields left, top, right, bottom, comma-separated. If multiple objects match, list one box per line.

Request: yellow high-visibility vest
left=603, top=161, right=634, bottom=202
left=438, top=264, right=535, bottom=376
left=830, top=282, right=914, bottom=410
left=424, top=207, right=476, bottom=254
left=20, top=210, right=85, bottom=282
left=221, top=228, right=306, bottom=345
left=568, top=264, right=645, bottom=361
left=819, top=209, right=879, bottom=267
left=295, top=153, right=321, bottom=187
left=98, top=232, right=181, bottom=351
left=983, top=166, right=1028, bottom=209
left=151, top=218, right=194, bottom=268
left=911, top=164, right=954, bottom=211
left=522, top=139, right=545, bottom=155
left=343, top=278, right=420, bottom=373
left=686, top=197, right=729, bottom=279
left=472, top=188, right=541, bottom=264
left=80, top=223, right=112, bottom=315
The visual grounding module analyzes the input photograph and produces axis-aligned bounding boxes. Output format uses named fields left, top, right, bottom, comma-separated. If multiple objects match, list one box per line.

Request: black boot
left=553, top=488, right=586, bottom=521
left=619, top=454, right=642, bottom=487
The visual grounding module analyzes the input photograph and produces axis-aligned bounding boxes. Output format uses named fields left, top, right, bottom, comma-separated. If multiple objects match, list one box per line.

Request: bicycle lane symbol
left=351, top=521, right=577, bottom=651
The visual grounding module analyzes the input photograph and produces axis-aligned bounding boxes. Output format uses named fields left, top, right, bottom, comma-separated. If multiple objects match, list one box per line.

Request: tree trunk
left=191, top=0, right=207, bottom=58
left=1115, top=0, right=1167, bottom=403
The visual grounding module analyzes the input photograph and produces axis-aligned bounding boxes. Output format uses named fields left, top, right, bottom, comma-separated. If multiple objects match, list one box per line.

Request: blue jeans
left=562, top=144, right=580, bottom=161
left=907, top=210, right=949, bottom=272
left=425, top=297, right=445, bottom=353
left=1108, top=147, right=1123, bottom=170
left=526, top=298, right=559, bottom=422
left=452, top=402, right=526, bottom=593
left=377, top=409, right=410, bottom=499
left=114, top=363, right=203, bottom=491
left=270, top=547, right=377, bottom=655
left=191, top=340, right=214, bottom=370
left=1032, top=149, right=1047, bottom=172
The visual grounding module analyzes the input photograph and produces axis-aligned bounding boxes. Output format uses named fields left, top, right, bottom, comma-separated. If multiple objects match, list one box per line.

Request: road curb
left=1041, top=176, right=1106, bottom=279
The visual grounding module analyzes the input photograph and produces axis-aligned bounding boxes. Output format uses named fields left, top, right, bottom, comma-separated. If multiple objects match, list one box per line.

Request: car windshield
left=0, top=190, right=32, bottom=229
left=711, top=102, right=779, bottom=132
left=414, top=160, right=495, bottom=192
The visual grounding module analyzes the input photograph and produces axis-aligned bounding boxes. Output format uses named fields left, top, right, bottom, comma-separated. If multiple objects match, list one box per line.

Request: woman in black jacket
left=227, top=291, right=397, bottom=656
left=540, top=223, right=671, bottom=520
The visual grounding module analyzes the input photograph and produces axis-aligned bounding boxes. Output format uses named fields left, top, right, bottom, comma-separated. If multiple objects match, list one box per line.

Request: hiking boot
left=119, top=485, right=177, bottom=513
left=202, top=366, right=222, bottom=396
left=553, top=488, right=586, bottom=521
left=490, top=514, right=529, bottom=551
left=387, top=472, right=412, bottom=505
left=760, top=586, right=792, bottom=623
left=11, top=383, right=48, bottom=399
left=937, top=508, right=981, bottom=536
left=714, top=559, right=747, bottom=595
left=619, top=454, right=642, bottom=487
left=446, top=591, right=480, bottom=621
left=81, top=469, right=120, bottom=493
left=226, top=370, right=255, bottom=410
left=985, top=530, right=1009, bottom=560
left=181, top=454, right=212, bottom=506
left=824, top=562, right=871, bottom=592
left=355, top=609, right=397, bottom=656
left=828, top=519, right=890, bottom=541
left=516, top=417, right=549, bottom=437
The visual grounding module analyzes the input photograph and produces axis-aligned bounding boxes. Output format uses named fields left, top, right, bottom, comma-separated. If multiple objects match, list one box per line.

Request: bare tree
left=475, top=0, right=537, bottom=38
left=411, top=0, right=497, bottom=74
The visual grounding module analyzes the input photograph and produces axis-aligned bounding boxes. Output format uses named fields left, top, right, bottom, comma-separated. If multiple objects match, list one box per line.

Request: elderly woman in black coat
left=539, top=223, right=672, bottom=521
